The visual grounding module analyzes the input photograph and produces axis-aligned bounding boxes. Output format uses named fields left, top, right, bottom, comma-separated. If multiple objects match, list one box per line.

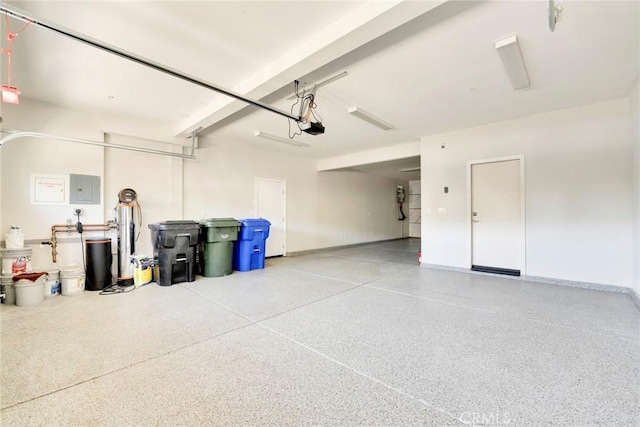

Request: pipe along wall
left=48, top=222, right=117, bottom=263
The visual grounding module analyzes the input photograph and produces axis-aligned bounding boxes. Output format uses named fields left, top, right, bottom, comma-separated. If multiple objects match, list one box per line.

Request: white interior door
left=256, top=178, right=285, bottom=257
left=471, top=159, right=522, bottom=273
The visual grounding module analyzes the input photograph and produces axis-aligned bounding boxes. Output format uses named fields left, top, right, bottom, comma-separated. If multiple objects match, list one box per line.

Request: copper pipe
left=49, top=222, right=117, bottom=263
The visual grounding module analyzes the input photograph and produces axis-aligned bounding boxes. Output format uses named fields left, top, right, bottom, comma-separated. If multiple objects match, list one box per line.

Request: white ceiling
left=347, top=157, right=421, bottom=182
left=2, top=1, right=639, bottom=179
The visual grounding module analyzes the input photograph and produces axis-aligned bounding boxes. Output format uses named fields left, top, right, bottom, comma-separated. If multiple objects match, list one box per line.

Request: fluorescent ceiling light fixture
left=399, top=167, right=420, bottom=172
left=1, top=85, right=20, bottom=104
left=254, top=131, right=309, bottom=147
left=347, top=106, right=393, bottom=130
left=495, top=35, right=530, bottom=90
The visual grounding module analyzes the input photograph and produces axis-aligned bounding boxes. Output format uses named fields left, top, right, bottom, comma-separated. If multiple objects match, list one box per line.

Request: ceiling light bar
left=399, top=167, right=420, bottom=172
left=495, top=35, right=530, bottom=90
left=254, top=131, right=309, bottom=148
left=347, top=106, right=393, bottom=130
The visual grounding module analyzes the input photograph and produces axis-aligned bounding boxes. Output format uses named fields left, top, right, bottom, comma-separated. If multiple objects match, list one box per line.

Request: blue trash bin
left=234, top=219, right=271, bottom=271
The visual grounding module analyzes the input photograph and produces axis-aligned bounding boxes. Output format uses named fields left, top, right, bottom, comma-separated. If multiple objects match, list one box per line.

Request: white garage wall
left=1, top=102, right=104, bottom=269
left=631, top=79, right=640, bottom=296
left=0, top=99, right=184, bottom=269
left=2, top=99, right=407, bottom=270
left=183, top=136, right=408, bottom=253
left=103, top=134, right=183, bottom=257
left=421, top=97, right=633, bottom=288
left=316, top=171, right=409, bottom=249
left=182, top=136, right=320, bottom=253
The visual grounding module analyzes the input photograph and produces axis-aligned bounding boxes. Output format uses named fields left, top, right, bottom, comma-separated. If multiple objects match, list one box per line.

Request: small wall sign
left=31, top=174, right=68, bottom=205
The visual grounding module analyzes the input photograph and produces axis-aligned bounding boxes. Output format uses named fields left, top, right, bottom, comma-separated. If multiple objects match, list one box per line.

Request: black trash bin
left=149, top=221, right=199, bottom=286
left=85, top=237, right=112, bottom=290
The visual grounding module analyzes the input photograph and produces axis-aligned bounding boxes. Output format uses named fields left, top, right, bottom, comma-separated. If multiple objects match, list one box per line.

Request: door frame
left=255, top=177, right=287, bottom=256
left=466, top=155, right=526, bottom=274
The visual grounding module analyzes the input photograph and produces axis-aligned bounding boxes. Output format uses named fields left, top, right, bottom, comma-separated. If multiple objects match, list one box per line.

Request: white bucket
left=1, top=274, right=15, bottom=304
left=1, top=248, right=32, bottom=275
left=60, top=268, right=85, bottom=296
left=5, top=233, right=24, bottom=249
left=45, top=269, right=60, bottom=297
left=15, top=274, right=46, bottom=307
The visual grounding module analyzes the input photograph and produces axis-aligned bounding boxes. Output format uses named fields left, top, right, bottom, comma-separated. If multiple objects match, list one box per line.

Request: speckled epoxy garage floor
left=1, top=238, right=639, bottom=426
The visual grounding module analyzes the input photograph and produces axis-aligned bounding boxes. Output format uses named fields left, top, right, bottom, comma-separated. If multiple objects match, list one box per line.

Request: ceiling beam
left=317, top=141, right=421, bottom=172
left=173, top=0, right=448, bottom=137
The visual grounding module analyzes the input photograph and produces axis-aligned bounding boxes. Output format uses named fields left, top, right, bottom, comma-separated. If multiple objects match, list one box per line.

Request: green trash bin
left=199, top=218, right=240, bottom=277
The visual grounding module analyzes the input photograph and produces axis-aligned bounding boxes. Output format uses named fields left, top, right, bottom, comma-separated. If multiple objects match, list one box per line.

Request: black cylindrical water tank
left=85, top=238, right=112, bottom=291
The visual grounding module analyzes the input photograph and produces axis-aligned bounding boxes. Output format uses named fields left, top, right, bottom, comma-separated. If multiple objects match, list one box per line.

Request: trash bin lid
left=238, top=218, right=271, bottom=227
left=199, top=218, right=240, bottom=228
left=148, top=220, right=199, bottom=231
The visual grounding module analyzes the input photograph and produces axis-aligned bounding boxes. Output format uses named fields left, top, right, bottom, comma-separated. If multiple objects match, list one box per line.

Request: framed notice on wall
left=30, top=174, right=69, bottom=205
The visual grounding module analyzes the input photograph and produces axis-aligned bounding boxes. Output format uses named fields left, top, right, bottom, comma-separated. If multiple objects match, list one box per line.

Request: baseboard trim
left=521, top=274, right=629, bottom=293
left=286, top=237, right=414, bottom=257
left=423, top=263, right=640, bottom=308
